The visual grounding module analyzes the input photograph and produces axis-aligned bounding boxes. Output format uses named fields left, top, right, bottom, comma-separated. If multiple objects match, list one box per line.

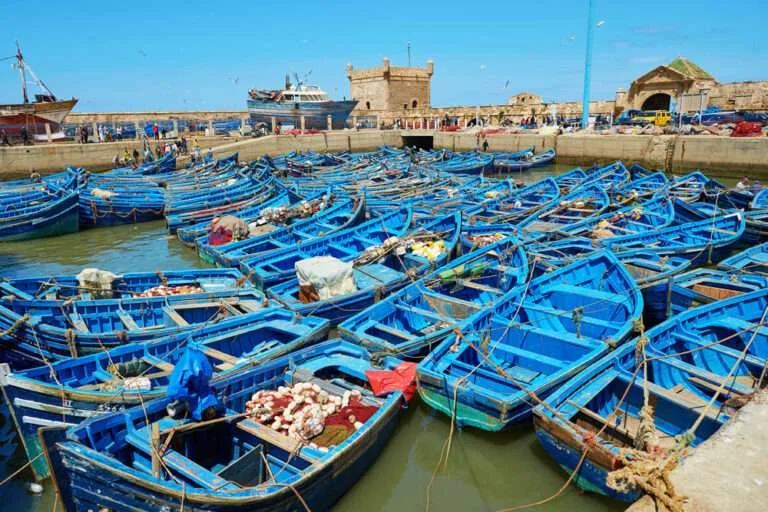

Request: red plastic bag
left=365, top=362, right=418, bottom=402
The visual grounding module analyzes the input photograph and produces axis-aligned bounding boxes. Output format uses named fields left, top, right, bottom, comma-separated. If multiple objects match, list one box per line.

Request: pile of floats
left=0, top=144, right=767, bottom=511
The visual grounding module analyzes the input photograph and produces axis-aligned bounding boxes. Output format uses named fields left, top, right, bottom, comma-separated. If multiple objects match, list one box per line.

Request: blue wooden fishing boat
left=492, top=149, right=556, bottom=172
left=465, top=176, right=559, bottom=225
left=702, top=178, right=753, bottom=210
left=174, top=182, right=283, bottom=246
left=603, top=212, right=745, bottom=265
left=0, top=307, right=329, bottom=480
left=554, top=168, right=588, bottom=193
left=165, top=172, right=276, bottom=233
left=672, top=199, right=720, bottom=224
left=719, top=240, right=768, bottom=274
left=339, top=236, right=528, bottom=357
left=239, top=208, right=413, bottom=289
left=742, top=209, right=768, bottom=245
left=416, top=250, right=643, bottom=431
left=552, top=195, right=675, bottom=240
left=533, top=287, right=768, bottom=501
left=42, top=339, right=409, bottom=511
left=0, top=187, right=79, bottom=241
left=0, top=268, right=254, bottom=301
left=642, top=268, right=767, bottom=325
left=752, top=188, right=768, bottom=209
left=176, top=191, right=292, bottom=248
left=0, top=290, right=268, bottom=363
left=266, top=212, right=461, bottom=325
left=583, top=162, right=631, bottom=193
left=528, top=238, right=691, bottom=286
left=432, top=152, right=494, bottom=175
left=79, top=181, right=166, bottom=227
left=627, top=163, right=658, bottom=180
left=517, top=183, right=610, bottom=236
left=615, top=171, right=668, bottom=200
left=207, top=197, right=368, bottom=267
left=668, top=171, right=710, bottom=203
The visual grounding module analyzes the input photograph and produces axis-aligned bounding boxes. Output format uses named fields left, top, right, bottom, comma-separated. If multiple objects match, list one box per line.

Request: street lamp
left=581, top=1, right=604, bottom=129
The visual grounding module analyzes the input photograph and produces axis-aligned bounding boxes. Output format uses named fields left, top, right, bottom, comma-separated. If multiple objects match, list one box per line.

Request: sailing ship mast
left=16, top=42, right=29, bottom=104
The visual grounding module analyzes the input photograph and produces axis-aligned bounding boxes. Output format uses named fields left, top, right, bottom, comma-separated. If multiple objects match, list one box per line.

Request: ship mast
left=16, top=42, right=29, bottom=104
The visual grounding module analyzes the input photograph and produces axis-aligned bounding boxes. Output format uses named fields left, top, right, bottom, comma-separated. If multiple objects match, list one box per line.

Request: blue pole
left=581, top=0, right=596, bottom=129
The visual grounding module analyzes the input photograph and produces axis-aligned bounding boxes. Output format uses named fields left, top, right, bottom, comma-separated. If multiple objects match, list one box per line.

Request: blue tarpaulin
left=167, top=345, right=222, bottom=421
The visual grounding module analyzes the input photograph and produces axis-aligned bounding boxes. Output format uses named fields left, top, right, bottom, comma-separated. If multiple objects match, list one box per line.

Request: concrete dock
left=1, top=131, right=766, bottom=178
left=626, top=390, right=768, bottom=512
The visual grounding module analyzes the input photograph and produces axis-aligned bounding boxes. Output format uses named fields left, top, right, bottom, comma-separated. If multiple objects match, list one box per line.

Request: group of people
left=112, top=136, right=198, bottom=170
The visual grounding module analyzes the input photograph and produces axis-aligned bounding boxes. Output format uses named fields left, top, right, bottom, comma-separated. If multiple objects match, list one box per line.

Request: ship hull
left=247, top=99, right=357, bottom=130
left=0, top=98, right=77, bottom=140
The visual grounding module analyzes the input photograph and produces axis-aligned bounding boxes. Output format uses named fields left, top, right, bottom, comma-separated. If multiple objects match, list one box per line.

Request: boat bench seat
left=395, top=303, right=453, bottom=323
left=492, top=344, right=566, bottom=372
left=125, top=430, right=239, bottom=490
left=520, top=303, right=623, bottom=335
left=360, top=320, right=414, bottom=341
left=548, top=285, right=627, bottom=305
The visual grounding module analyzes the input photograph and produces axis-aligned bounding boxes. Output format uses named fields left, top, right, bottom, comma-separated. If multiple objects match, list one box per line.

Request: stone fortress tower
left=346, top=58, right=434, bottom=117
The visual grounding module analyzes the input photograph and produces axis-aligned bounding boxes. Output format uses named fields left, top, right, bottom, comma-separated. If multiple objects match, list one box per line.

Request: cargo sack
left=295, top=256, right=356, bottom=302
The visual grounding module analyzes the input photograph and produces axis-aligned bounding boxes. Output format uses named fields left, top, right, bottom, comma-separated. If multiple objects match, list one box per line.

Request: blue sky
left=2, top=0, right=766, bottom=112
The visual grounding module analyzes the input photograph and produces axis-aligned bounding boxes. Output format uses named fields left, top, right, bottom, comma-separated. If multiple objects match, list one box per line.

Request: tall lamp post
left=581, top=0, right=596, bottom=129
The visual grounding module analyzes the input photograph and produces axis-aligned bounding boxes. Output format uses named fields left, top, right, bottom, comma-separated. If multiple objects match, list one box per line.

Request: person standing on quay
left=482, top=139, right=489, bottom=152
left=153, top=123, right=159, bottom=140
left=0, top=129, right=9, bottom=146
left=132, top=148, right=140, bottom=164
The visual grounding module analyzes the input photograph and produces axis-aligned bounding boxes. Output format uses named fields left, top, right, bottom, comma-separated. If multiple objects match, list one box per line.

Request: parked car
left=632, top=110, right=672, bottom=127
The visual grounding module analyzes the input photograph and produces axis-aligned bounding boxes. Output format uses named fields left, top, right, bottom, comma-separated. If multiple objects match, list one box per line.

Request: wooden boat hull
left=0, top=308, right=329, bottom=480
left=0, top=193, right=79, bottom=241
left=416, top=251, right=643, bottom=431
left=44, top=340, right=404, bottom=511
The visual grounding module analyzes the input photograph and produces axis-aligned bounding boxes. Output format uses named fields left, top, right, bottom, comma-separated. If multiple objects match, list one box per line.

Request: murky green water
left=0, top=163, right=624, bottom=511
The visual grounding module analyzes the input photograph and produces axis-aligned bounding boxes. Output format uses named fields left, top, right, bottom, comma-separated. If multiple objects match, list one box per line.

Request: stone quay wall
left=1, top=130, right=766, bottom=178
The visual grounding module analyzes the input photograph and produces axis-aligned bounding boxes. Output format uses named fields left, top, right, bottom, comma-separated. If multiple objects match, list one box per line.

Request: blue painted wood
left=642, top=268, right=767, bottom=325
left=417, top=250, right=644, bottom=431
left=203, top=196, right=367, bottom=267
left=0, top=290, right=268, bottom=363
left=44, top=339, right=405, bottom=511
left=1, top=268, right=255, bottom=301
left=0, top=307, right=329, bottom=479
left=534, top=287, right=768, bottom=501
left=239, top=208, right=413, bottom=289
left=339, top=235, right=528, bottom=357
left=266, top=212, right=462, bottom=326
left=602, top=212, right=745, bottom=265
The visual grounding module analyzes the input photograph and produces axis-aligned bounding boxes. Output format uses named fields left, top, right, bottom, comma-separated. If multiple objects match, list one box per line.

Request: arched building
left=623, top=57, right=717, bottom=112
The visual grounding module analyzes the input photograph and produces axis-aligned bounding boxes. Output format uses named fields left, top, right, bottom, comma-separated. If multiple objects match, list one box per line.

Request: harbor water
left=3, top=163, right=621, bottom=510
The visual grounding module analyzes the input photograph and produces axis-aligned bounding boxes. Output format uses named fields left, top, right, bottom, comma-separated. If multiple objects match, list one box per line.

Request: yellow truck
left=633, top=110, right=672, bottom=127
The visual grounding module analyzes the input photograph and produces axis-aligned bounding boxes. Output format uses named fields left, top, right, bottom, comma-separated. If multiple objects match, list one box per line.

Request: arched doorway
left=642, top=93, right=671, bottom=111
left=411, top=99, right=418, bottom=109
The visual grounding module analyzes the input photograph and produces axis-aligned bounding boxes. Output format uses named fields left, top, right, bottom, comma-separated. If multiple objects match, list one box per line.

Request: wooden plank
left=143, top=355, right=175, bottom=373
left=163, top=307, right=189, bottom=326
left=236, top=420, right=317, bottom=462
left=202, top=347, right=238, bottom=364
left=688, top=375, right=753, bottom=397
left=116, top=310, right=139, bottom=330
left=454, top=279, right=502, bottom=294
left=370, top=322, right=413, bottom=340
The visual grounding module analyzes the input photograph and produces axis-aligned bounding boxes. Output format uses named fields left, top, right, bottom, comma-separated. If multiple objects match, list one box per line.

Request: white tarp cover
left=76, top=268, right=119, bottom=298
left=295, top=256, right=356, bottom=300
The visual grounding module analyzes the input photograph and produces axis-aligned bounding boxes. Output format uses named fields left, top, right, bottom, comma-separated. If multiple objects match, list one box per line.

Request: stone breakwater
left=0, top=131, right=766, bottom=178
